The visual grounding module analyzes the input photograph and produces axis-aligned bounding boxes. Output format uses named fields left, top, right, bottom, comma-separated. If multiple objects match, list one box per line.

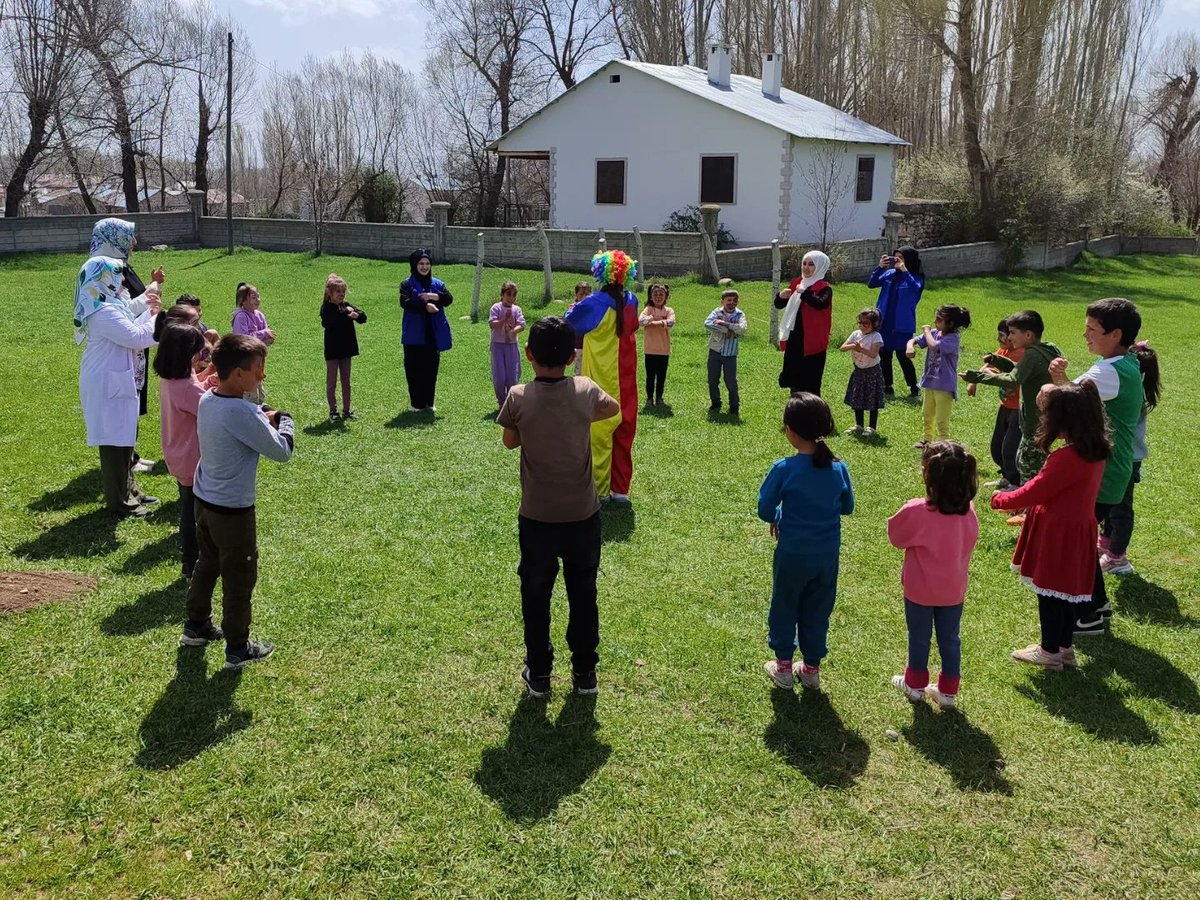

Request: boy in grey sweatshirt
left=182, top=334, right=294, bottom=669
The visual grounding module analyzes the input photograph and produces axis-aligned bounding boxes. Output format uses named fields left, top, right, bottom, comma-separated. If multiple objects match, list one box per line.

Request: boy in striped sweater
left=705, top=290, right=749, bottom=416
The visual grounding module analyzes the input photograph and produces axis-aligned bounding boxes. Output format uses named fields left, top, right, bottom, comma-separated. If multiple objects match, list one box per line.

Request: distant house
left=490, top=47, right=908, bottom=245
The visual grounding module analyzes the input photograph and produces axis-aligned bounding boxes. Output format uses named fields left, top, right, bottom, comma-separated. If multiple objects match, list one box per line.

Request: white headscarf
left=73, top=218, right=138, bottom=344
left=779, top=250, right=830, bottom=344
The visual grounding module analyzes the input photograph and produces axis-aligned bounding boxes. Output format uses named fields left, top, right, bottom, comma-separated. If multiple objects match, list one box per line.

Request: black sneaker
left=729, top=406, right=740, bottom=417
left=1074, top=616, right=1106, bottom=636
left=329, top=411, right=341, bottom=423
left=884, top=385, right=895, bottom=395
left=1096, top=602, right=1114, bottom=619
left=342, top=410, right=357, bottom=421
left=573, top=670, right=598, bottom=694
left=909, top=386, right=920, bottom=398
left=709, top=403, right=721, bottom=412
left=224, top=639, right=275, bottom=669
left=521, top=666, right=551, bottom=698
left=179, top=618, right=224, bottom=647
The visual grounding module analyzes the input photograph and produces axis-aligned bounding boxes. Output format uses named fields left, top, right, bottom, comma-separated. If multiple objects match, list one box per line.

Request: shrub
left=663, top=205, right=735, bottom=249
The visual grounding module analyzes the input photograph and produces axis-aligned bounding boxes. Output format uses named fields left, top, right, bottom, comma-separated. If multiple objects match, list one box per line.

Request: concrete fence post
left=470, top=232, right=485, bottom=323
left=538, top=224, right=553, bottom=304
left=187, top=189, right=205, bottom=246
left=1079, top=224, right=1091, bottom=250
left=632, top=226, right=645, bottom=289
left=1113, top=220, right=1125, bottom=255
left=769, top=239, right=782, bottom=348
left=700, top=203, right=721, bottom=283
left=430, top=201, right=451, bottom=262
left=597, top=228, right=606, bottom=254
left=883, top=211, right=904, bottom=249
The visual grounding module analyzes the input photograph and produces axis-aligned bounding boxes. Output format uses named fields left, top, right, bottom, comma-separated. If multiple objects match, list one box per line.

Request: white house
left=490, top=47, right=908, bottom=246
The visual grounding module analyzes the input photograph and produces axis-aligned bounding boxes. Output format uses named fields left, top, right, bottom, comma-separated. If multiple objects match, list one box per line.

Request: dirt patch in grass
left=0, top=571, right=96, bottom=613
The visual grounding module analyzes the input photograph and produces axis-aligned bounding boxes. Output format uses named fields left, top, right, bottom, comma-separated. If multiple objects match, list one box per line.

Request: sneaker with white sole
left=521, top=666, right=551, bottom=698
left=924, top=684, right=958, bottom=709
left=609, top=493, right=631, bottom=505
left=862, top=427, right=876, bottom=437
left=132, top=458, right=156, bottom=473
left=1100, top=553, right=1134, bottom=575
left=1060, top=647, right=1078, bottom=668
left=891, top=675, right=925, bottom=703
left=797, top=662, right=822, bottom=691
left=1011, top=643, right=1064, bottom=671
left=844, top=426, right=862, bottom=435
left=179, top=618, right=224, bottom=647
left=763, top=660, right=794, bottom=690
left=224, top=639, right=275, bottom=670
left=573, top=670, right=598, bottom=694
left=1074, top=615, right=1106, bottom=636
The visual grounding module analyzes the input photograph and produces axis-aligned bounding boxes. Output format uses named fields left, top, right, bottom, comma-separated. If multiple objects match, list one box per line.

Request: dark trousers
left=326, top=358, right=352, bottom=413
left=185, top=502, right=257, bottom=647
left=991, top=406, right=1021, bottom=485
left=98, top=445, right=139, bottom=514
left=903, top=600, right=963, bottom=694
left=767, top=550, right=839, bottom=666
left=178, top=483, right=198, bottom=577
left=854, top=409, right=880, bottom=429
left=795, top=351, right=827, bottom=396
left=881, top=349, right=918, bottom=391
left=645, top=353, right=669, bottom=401
left=518, top=513, right=601, bottom=676
left=1078, top=502, right=1114, bottom=622
left=707, top=350, right=739, bottom=409
left=403, top=343, right=440, bottom=409
left=1038, top=593, right=1075, bottom=653
left=1103, top=463, right=1140, bottom=556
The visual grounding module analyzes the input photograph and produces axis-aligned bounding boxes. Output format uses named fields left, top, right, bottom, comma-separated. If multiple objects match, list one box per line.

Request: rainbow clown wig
left=591, top=249, right=638, bottom=287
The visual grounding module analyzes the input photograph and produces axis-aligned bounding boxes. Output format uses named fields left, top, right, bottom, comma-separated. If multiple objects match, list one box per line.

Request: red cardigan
left=991, top=444, right=1105, bottom=602
left=783, top=278, right=833, bottom=356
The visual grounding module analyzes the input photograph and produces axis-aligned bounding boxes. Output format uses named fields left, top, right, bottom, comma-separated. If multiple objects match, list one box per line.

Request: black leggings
left=854, top=409, right=879, bottom=429
left=881, top=349, right=918, bottom=391
left=645, top=354, right=669, bottom=401
left=1038, top=593, right=1075, bottom=653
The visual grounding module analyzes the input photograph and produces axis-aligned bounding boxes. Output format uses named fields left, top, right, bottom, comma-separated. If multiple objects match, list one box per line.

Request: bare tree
left=797, top=139, right=856, bottom=249
left=526, top=0, right=610, bottom=89
left=2, top=0, right=78, bottom=216
left=1148, top=38, right=1200, bottom=219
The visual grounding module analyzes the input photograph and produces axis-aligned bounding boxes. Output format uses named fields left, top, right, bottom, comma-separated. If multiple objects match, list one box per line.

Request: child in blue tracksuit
left=758, top=392, right=855, bottom=692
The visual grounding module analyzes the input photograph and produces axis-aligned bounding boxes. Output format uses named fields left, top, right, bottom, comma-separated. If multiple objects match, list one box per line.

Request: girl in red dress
left=992, top=382, right=1110, bottom=670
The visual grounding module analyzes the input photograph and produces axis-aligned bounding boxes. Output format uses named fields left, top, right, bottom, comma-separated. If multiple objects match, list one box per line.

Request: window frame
left=594, top=158, right=627, bottom=206
left=698, top=153, right=738, bottom=206
left=855, top=154, right=876, bottom=203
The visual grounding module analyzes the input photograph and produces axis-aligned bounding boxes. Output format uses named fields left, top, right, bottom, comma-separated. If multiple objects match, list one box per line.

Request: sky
left=226, top=0, right=1199, bottom=78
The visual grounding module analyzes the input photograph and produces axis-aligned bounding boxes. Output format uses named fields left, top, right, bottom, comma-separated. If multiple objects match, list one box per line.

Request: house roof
left=492, top=59, right=908, bottom=151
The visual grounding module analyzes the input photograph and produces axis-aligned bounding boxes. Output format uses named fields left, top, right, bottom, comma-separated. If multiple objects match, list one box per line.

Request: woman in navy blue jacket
left=869, top=246, right=925, bottom=396
left=399, top=248, right=453, bottom=411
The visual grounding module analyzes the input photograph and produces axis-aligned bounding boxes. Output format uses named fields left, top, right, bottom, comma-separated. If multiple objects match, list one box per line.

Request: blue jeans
left=903, top=600, right=962, bottom=691
left=707, top=350, right=739, bottom=410
left=767, top=550, right=839, bottom=666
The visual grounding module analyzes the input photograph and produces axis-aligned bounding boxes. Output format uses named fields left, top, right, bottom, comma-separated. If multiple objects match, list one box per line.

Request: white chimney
left=707, top=43, right=731, bottom=88
left=762, top=51, right=782, bottom=99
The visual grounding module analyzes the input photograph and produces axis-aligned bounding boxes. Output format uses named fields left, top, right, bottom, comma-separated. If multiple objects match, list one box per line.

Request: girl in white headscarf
left=774, top=249, right=834, bottom=395
left=75, top=218, right=163, bottom=516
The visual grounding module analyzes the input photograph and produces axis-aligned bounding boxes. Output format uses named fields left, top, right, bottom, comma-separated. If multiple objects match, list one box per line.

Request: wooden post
left=430, top=201, right=451, bottom=262
left=539, top=224, right=553, bottom=305
left=470, top=232, right=484, bottom=323
left=769, top=239, right=781, bottom=348
left=225, top=31, right=234, bottom=255
left=700, top=203, right=720, bottom=283
left=632, top=226, right=645, bottom=290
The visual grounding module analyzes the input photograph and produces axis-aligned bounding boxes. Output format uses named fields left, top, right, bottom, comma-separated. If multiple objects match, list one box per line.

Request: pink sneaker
left=1060, top=647, right=1078, bottom=668
left=891, top=675, right=925, bottom=703
left=1100, top=553, right=1135, bottom=575
left=1011, top=643, right=1064, bottom=671
left=1098, top=535, right=1111, bottom=554
left=797, top=662, right=822, bottom=691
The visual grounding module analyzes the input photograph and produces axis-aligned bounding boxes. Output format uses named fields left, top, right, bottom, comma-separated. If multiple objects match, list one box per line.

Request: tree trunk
left=4, top=102, right=52, bottom=217
left=95, top=54, right=140, bottom=212
left=58, top=117, right=97, bottom=214
left=195, top=80, right=211, bottom=216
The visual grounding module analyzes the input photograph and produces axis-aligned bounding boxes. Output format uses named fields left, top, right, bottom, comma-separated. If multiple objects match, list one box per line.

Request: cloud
left=242, top=0, right=394, bottom=21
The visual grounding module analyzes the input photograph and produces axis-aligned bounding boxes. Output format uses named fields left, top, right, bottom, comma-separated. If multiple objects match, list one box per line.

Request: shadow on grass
left=903, top=703, right=1012, bottom=794
left=180, top=251, right=231, bottom=269
left=764, top=690, right=869, bottom=789
left=12, top=508, right=122, bottom=561
left=28, top=468, right=103, bottom=512
left=1016, top=666, right=1160, bottom=745
left=601, top=504, right=635, bottom=543
left=480, top=409, right=500, bottom=422
left=1080, top=633, right=1200, bottom=714
left=642, top=402, right=674, bottom=419
left=706, top=409, right=744, bottom=426
left=302, top=418, right=346, bottom=436
left=475, top=693, right=610, bottom=823
left=119, top=532, right=179, bottom=575
left=1115, top=575, right=1197, bottom=627
left=136, top=647, right=249, bottom=769
left=385, top=409, right=438, bottom=430
left=101, top=578, right=183, bottom=636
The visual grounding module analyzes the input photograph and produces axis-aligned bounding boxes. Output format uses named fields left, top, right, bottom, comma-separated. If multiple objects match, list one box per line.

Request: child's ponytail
left=782, top=392, right=838, bottom=468
left=937, top=304, right=972, bottom=333
left=1133, top=342, right=1160, bottom=410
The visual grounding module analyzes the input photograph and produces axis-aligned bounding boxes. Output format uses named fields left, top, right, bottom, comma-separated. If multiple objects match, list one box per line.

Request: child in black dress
left=320, top=273, right=366, bottom=422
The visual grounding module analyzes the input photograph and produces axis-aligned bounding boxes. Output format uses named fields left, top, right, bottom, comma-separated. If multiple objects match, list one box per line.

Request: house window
left=609, top=74, right=621, bottom=84
left=700, top=155, right=736, bottom=205
left=856, top=156, right=875, bottom=202
left=595, top=159, right=626, bottom=205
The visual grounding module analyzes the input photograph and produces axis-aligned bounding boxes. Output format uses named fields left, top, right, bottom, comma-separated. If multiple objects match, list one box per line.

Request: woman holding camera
left=870, top=246, right=925, bottom=396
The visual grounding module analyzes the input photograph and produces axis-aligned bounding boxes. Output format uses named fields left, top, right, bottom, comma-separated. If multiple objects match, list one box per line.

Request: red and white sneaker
left=1100, top=552, right=1135, bottom=575
left=891, top=675, right=925, bottom=703
left=924, top=684, right=958, bottom=709
left=797, top=662, right=822, bottom=691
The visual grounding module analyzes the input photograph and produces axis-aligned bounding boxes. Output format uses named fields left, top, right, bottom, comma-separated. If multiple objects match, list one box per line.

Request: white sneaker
left=924, top=685, right=958, bottom=709
left=844, top=426, right=862, bottom=435
left=892, top=675, right=925, bottom=703
left=609, top=493, right=631, bottom=505
left=862, top=427, right=876, bottom=437
left=763, top=660, right=794, bottom=689
left=132, top=458, right=156, bottom=473
left=408, top=406, right=422, bottom=413
left=797, top=663, right=822, bottom=691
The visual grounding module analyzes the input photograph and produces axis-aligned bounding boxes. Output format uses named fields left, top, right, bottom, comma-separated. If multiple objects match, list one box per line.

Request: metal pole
left=226, top=31, right=234, bottom=255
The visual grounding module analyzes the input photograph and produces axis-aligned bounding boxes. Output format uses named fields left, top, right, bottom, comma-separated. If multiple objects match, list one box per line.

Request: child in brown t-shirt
left=497, top=316, right=619, bottom=697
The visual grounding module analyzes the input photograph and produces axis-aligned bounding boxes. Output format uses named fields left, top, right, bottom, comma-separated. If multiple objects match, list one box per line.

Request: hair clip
left=1134, top=340, right=1150, bottom=349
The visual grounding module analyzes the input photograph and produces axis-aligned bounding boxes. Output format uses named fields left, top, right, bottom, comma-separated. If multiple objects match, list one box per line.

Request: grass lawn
left=0, top=249, right=1198, bottom=898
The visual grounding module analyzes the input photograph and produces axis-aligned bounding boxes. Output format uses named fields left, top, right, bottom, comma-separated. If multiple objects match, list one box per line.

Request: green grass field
left=0, top=249, right=1197, bottom=898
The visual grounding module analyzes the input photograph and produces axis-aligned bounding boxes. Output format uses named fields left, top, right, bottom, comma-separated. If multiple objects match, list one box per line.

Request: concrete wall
left=0, top=211, right=195, bottom=254
left=199, top=217, right=433, bottom=259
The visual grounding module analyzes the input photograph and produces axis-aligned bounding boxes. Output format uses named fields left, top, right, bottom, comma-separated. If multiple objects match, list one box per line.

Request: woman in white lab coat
left=74, top=218, right=163, bottom=516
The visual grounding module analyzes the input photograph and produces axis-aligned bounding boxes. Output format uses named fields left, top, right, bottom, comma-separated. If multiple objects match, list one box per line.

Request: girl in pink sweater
left=154, top=323, right=218, bottom=579
left=887, top=440, right=981, bottom=709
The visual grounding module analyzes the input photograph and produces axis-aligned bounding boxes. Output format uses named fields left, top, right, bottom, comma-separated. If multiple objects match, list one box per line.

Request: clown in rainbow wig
left=564, top=250, right=641, bottom=501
